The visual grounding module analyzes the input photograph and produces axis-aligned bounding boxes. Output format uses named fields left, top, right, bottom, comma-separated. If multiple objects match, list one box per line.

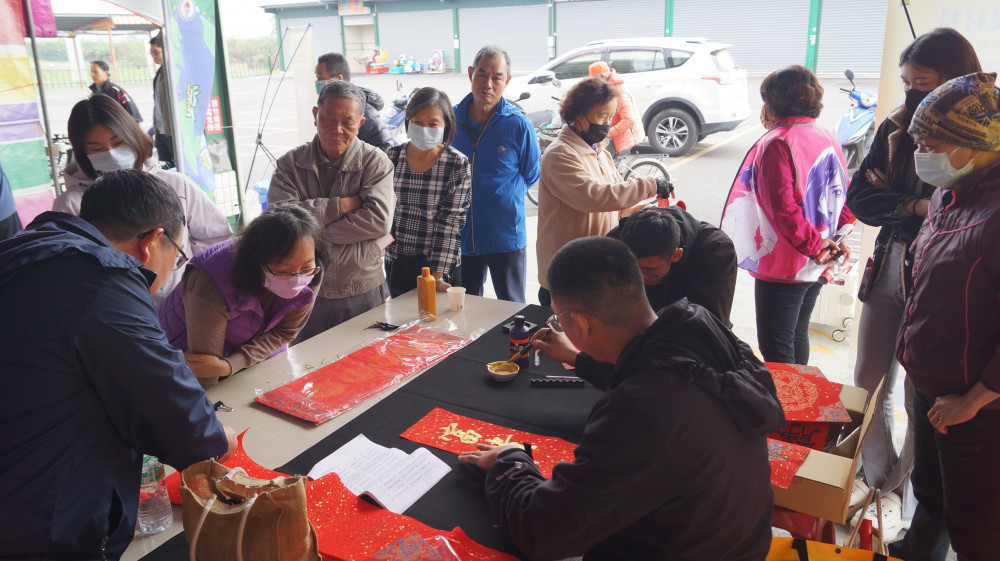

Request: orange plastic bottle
left=417, top=267, right=436, bottom=319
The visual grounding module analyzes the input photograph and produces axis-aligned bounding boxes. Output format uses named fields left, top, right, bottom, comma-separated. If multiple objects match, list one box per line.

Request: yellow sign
left=338, top=0, right=370, bottom=15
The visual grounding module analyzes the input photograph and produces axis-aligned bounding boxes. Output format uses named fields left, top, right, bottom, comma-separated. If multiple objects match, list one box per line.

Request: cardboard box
left=771, top=378, right=882, bottom=524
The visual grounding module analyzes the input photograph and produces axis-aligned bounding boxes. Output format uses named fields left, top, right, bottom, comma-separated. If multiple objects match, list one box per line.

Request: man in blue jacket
left=453, top=45, right=541, bottom=303
left=0, top=169, right=235, bottom=560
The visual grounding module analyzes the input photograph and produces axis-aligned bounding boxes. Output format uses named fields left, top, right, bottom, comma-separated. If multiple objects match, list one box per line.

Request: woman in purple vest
left=159, top=205, right=329, bottom=387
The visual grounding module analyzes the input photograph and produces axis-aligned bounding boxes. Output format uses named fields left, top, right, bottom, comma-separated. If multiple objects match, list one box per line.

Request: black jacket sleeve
left=845, top=118, right=916, bottom=227
left=360, top=103, right=394, bottom=152
left=76, top=270, right=228, bottom=470
left=681, top=227, right=737, bottom=328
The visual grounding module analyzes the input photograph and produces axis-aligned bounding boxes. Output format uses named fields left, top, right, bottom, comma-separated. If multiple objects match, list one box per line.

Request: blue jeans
left=890, top=390, right=1000, bottom=561
left=753, top=279, right=821, bottom=364
left=458, top=248, right=527, bottom=303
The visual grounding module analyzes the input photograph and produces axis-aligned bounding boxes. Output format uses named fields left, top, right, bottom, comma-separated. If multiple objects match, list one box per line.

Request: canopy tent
left=2, top=0, right=242, bottom=227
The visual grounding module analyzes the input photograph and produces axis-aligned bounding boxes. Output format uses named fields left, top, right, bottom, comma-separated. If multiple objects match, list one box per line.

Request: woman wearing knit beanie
left=893, top=71, right=1000, bottom=561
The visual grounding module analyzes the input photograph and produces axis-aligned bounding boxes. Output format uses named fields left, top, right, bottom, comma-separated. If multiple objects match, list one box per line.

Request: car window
left=607, top=49, right=666, bottom=75
left=666, top=49, right=692, bottom=68
left=712, top=49, right=737, bottom=71
left=550, top=51, right=603, bottom=80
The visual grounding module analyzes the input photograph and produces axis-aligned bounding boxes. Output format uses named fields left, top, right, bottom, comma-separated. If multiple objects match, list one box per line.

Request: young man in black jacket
left=459, top=236, right=784, bottom=561
left=315, top=52, right=393, bottom=151
left=609, top=206, right=737, bottom=327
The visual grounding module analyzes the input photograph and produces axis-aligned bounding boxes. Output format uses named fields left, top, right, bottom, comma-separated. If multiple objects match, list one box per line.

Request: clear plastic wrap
left=254, top=323, right=471, bottom=424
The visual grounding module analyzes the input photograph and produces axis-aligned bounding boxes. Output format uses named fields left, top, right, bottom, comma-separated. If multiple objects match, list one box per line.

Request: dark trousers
left=889, top=390, right=1000, bottom=561
left=385, top=255, right=460, bottom=299
left=754, top=279, right=821, bottom=364
left=154, top=133, right=175, bottom=168
left=538, top=286, right=551, bottom=308
left=458, top=248, right=527, bottom=304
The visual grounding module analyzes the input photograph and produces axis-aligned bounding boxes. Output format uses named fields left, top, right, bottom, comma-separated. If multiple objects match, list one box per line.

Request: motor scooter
left=381, top=80, right=412, bottom=146
left=834, top=69, right=878, bottom=178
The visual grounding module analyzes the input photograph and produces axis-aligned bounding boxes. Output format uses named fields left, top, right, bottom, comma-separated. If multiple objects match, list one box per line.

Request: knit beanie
left=909, top=72, right=1000, bottom=152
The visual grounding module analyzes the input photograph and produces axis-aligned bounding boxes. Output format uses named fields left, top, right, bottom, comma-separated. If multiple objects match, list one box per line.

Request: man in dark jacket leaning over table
left=459, top=236, right=784, bottom=561
left=0, top=169, right=235, bottom=560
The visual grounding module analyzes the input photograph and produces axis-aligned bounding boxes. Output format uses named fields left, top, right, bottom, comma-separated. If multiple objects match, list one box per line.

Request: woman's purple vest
left=158, top=238, right=316, bottom=357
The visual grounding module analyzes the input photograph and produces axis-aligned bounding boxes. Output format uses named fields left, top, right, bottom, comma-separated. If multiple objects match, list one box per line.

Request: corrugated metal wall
left=555, top=0, right=666, bottom=56
left=377, top=10, right=455, bottom=71
left=278, top=16, right=342, bottom=69
left=816, top=0, right=888, bottom=74
left=672, top=0, right=809, bottom=72
left=459, top=4, right=549, bottom=72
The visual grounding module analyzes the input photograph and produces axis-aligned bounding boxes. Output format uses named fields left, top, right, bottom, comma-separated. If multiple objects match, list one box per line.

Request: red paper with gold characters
left=767, top=438, right=811, bottom=489
left=255, top=326, right=471, bottom=424
left=765, top=363, right=852, bottom=422
left=168, top=430, right=517, bottom=561
left=400, top=407, right=577, bottom=479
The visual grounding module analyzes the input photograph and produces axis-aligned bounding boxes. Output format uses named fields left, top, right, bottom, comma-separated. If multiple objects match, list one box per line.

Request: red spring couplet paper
left=168, top=430, right=516, bottom=561
left=766, top=362, right=853, bottom=450
left=255, top=326, right=471, bottom=424
left=767, top=438, right=811, bottom=489
left=765, top=363, right=852, bottom=423
left=400, top=407, right=577, bottom=479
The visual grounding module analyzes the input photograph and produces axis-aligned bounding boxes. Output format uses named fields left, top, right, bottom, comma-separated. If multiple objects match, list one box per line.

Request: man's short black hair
left=149, top=31, right=162, bottom=48
left=318, top=52, right=351, bottom=82
left=548, top=237, right=648, bottom=328
left=617, top=208, right=682, bottom=259
left=472, top=45, right=511, bottom=75
left=80, top=169, right=185, bottom=244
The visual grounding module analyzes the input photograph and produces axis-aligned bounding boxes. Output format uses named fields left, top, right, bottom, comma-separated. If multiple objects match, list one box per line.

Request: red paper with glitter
left=400, top=408, right=577, bottom=479
left=168, top=430, right=516, bottom=560
left=767, top=438, right=811, bottom=489
left=308, top=473, right=517, bottom=561
left=765, top=363, right=852, bottom=422
left=255, top=326, right=471, bottom=424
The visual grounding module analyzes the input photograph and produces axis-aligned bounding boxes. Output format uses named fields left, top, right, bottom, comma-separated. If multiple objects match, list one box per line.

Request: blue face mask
left=316, top=80, right=328, bottom=96
left=407, top=123, right=445, bottom=151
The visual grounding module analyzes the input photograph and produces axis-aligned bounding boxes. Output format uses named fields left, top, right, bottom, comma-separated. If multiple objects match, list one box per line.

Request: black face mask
left=578, top=119, right=611, bottom=146
left=905, top=88, right=931, bottom=114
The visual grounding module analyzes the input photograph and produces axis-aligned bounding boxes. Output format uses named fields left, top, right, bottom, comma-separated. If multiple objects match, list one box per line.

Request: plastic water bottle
left=138, top=455, right=173, bottom=534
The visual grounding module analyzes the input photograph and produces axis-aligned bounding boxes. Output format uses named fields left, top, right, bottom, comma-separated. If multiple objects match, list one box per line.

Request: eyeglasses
left=545, top=309, right=592, bottom=334
left=263, top=263, right=321, bottom=281
left=137, top=228, right=188, bottom=270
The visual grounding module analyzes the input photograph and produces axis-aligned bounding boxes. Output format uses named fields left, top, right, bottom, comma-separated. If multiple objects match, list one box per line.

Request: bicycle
left=525, top=139, right=671, bottom=206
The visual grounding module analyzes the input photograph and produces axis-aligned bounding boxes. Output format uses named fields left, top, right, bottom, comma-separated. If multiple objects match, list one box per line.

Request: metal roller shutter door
left=816, top=0, right=887, bottom=75
left=279, top=16, right=342, bottom=69
left=459, top=5, right=549, bottom=73
left=556, top=0, right=665, bottom=56
left=672, top=0, right=809, bottom=72
left=377, top=10, right=455, bottom=72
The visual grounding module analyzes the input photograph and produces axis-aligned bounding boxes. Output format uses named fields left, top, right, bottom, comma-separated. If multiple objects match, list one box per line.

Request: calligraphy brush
left=509, top=342, right=534, bottom=363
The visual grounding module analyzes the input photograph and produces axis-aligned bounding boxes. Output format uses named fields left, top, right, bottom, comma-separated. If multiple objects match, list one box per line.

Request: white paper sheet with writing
left=307, top=433, right=451, bottom=514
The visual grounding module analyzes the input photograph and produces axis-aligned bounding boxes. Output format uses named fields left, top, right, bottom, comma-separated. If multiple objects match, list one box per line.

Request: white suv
left=506, top=37, right=750, bottom=156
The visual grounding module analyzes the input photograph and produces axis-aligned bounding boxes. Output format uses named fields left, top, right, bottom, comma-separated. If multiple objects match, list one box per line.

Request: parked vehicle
left=834, top=69, right=878, bottom=178
left=381, top=80, right=412, bottom=146
left=511, top=91, right=670, bottom=206
left=506, top=37, right=750, bottom=157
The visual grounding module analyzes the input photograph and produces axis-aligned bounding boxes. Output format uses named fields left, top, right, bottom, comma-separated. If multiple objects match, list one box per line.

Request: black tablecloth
left=141, top=305, right=603, bottom=560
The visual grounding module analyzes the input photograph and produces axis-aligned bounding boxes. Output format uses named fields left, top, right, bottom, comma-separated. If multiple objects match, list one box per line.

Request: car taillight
left=701, top=74, right=732, bottom=85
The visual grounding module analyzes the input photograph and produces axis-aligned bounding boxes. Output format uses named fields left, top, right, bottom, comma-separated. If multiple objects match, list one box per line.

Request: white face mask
left=407, top=123, right=445, bottom=151
left=89, top=145, right=137, bottom=173
left=914, top=147, right=974, bottom=188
